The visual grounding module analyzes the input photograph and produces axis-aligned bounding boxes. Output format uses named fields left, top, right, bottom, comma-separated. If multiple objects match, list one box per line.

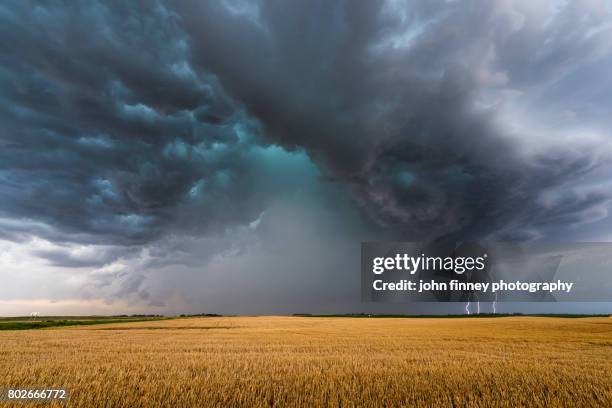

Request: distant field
left=1, top=316, right=611, bottom=407
left=0, top=316, right=167, bottom=330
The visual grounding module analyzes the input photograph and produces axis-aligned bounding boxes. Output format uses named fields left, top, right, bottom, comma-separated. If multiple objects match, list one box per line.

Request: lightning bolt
left=465, top=301, right=471, bottom=314
left=492, top=292, right=498, bottom=314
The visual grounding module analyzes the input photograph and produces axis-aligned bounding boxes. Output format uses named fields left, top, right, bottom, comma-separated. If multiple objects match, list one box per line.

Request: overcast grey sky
left=1, top=0, right=612, bottom=315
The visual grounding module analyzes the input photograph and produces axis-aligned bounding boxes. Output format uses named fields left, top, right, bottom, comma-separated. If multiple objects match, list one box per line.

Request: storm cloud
left=1, top=0, right=611, bottom=313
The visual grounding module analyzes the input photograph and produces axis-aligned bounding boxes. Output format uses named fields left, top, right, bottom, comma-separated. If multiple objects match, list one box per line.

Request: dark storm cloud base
left=1, top=1, right=611, bottom=247
left=1, top=1, right=612, bottom=313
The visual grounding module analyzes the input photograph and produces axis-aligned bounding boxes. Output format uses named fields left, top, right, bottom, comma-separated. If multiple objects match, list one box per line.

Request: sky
left=1, top=0, right=612, bottom=316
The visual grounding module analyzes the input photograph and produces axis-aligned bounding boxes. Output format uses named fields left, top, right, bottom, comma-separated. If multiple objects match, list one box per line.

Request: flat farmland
left=1, top=316, right=611, bottom=407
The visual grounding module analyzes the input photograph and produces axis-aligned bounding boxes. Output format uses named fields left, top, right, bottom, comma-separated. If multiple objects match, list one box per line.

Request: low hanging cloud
left=1, top=0, right=612, bottom=312
left=178, top=0, right=612, bottom=240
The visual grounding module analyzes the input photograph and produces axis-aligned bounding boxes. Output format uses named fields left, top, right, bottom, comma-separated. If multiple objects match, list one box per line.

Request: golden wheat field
left=1, top=316, right=611, bottom=407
